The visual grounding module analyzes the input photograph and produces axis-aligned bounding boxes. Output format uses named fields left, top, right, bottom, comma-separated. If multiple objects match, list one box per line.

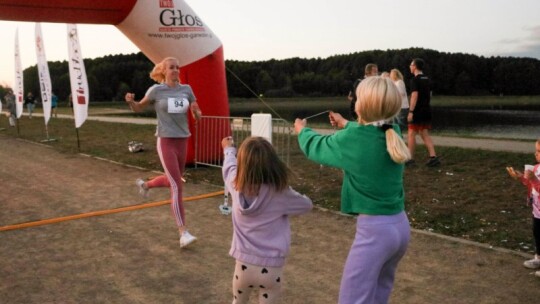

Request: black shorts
left=411, top=107, right=432, bottom=124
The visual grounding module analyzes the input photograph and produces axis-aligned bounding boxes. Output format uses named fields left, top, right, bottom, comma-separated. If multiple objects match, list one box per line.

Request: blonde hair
left=390, top=69, right=404, bottom=81
left=355, top=77, right=411, bottom=163
left=149, top=57, right=179, bottom=83
left=235, top=137, right=290, bottom=196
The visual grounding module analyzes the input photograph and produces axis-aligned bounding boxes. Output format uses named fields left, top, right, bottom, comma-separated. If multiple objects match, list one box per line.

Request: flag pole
left=41, top=124, right=57, bottom=143
left=0, top=115, right=5, bottom=132
left=75, top=127, right=81, bottom=151
left=0, top=102, right=4, bottom=131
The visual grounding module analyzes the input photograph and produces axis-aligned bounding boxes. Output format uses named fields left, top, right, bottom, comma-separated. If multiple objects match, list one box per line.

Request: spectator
left=406, top=58, right=440, bottom=167
left=295, top=77, right=411, bottom=304
left=4, top=90, right=16, bottom=127
left=51, top=92, right=58, bottom=118
left=348, top=63, right=378, bottom=120
left=24, top=92, right=36, bottom=119
left=221, top=136, right=313, bottom=303
left=506, top=140, right=540, bottom=279
left=390, top=68, right=409, bottom=131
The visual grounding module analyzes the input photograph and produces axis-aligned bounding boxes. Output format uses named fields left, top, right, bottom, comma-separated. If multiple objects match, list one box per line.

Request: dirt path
left=0, top=135, right=539, bottom=303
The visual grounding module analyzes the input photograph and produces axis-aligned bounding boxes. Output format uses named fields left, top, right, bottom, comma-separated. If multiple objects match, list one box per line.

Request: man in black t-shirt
left=347, top=63, right=378, bottom=120
left=406, top=58, right=440, bottom=167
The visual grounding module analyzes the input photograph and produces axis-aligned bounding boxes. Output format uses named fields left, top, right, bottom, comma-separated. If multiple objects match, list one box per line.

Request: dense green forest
left=1, top=47, right=539, bottom=102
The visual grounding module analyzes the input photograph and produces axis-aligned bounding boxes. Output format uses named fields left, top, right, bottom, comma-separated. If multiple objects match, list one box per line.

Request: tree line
left=1, top=47, right=539, bottom=103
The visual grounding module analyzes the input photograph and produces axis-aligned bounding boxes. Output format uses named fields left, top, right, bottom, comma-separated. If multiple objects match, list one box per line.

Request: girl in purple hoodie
left=222, top=136, right=313, bottom=304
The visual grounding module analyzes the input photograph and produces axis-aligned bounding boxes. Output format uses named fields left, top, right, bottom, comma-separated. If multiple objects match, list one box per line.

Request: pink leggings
left=146, top=137, right=188, bottom=227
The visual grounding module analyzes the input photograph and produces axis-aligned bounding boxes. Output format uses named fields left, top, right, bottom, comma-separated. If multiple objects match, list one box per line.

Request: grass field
left=0, top=105, right=537, bottom=256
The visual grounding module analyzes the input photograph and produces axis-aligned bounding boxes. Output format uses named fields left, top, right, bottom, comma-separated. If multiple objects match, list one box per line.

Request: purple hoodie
left=222, top=147, right=313, bottom=267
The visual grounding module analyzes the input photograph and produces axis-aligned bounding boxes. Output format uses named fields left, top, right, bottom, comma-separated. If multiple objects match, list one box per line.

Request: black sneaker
left=405, top=159, right=416, bottom=166
left=426, top=156, right=441, bottom=167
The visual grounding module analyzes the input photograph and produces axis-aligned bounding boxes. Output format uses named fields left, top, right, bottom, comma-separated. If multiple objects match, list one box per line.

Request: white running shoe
left=523, top=257, right=540, bottom=269
left=179, top=231, right=197, bottom=248
left=135, top=178, right=149, bottom=198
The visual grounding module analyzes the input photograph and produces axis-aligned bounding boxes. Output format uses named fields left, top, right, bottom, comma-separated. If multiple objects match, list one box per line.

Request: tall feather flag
left=67, top=24, right=89, bottom=128
left=35, top=23, right=52, bottom=125
left=14, top=28, right=24, bottom=119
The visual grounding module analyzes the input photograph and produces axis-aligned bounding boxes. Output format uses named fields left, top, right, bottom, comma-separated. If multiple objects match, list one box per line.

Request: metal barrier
left=194, top=115, right=292, bottom=168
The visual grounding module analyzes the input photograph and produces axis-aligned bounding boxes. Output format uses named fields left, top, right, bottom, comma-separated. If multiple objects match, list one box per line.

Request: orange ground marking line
left=0, top=190, right=224, bottom=232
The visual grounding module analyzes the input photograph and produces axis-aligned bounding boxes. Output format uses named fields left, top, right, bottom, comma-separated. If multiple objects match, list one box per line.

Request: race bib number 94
left=168, top=97, right=189, bottom=114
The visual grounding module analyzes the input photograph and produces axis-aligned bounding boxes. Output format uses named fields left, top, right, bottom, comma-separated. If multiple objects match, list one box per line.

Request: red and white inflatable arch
left=0, top=0, right=230, bottom=164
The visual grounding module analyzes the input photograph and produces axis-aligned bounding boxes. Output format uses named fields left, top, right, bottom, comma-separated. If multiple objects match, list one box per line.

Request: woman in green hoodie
left=294, top=76, right=411, bottom=304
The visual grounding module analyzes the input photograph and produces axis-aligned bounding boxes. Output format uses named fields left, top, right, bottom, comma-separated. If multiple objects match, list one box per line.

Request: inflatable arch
left=0, top=0, right=230, bottom=164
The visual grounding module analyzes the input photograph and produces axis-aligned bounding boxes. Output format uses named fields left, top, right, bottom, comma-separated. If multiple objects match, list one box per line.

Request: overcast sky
left=0, top=0, right=539, bottom=87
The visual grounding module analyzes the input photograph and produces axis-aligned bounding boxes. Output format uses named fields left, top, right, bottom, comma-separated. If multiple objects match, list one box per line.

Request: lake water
left=233, top=105, right=539, bottom=140
left=432, top=108, right=540, bottom=140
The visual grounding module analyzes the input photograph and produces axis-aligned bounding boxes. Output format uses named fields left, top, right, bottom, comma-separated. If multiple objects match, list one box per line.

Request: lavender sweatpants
left=339, top=211, right=410, bottom=304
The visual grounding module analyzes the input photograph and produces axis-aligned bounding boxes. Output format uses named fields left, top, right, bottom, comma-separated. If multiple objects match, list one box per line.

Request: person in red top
left=507, top=139, right=540, bottom=278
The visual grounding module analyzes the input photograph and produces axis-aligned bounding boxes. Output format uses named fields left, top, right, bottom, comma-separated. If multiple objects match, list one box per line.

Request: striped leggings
left=146, top=137, right=188, bottom=227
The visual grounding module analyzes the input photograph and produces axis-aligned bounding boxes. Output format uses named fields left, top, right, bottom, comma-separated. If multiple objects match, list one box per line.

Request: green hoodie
left=298, top=122, right=405, bottom=215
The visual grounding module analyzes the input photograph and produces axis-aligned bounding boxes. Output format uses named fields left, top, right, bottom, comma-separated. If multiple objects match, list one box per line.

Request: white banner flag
left=14, top=28, right=24, bottom=119
left=35, top=23, right=52, bottom=126
left=67, top=24, right=89, bottom=128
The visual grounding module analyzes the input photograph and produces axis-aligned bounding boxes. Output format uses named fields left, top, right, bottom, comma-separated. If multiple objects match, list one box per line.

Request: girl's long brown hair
left=235, top=137, right=290, bottom=196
